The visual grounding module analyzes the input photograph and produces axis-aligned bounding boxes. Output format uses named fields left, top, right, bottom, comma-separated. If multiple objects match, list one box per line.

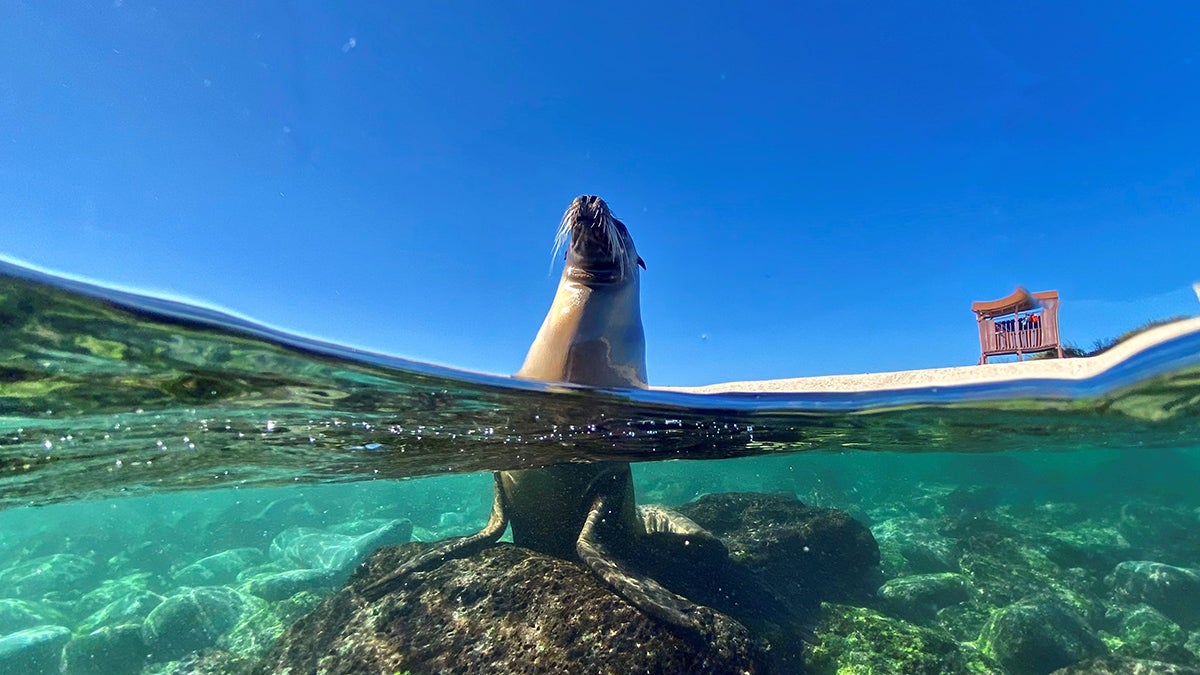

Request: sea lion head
left=553, top=195, right=646, bottom=283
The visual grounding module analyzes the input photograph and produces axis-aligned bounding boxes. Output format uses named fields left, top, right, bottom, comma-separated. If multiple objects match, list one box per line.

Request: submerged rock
left=1050, top=655, right=1200, bottom=674
left=1116, top=502, right=1200, bottom=565
left=142, top=586, right=259, bottom=662
left=142, top=648, right=260, bottom=675
left=806, top=603, right=1001, bottom=674
left=872, top=517, right=960, bottom=577
left=1111, top=561, right=1200, bottom=629
left=979, top=595, right=1108, bottom=675
left=107, top=538, right=187, bottom=579
left=172, top=548, right=265, bottom=586
left=0, top=624, right=71, bottom=675
left=240, top=568, right=340, bottom=601
left=268, top=519, right=412, bottom=575
left=0, top=598, right=63, bottom=636
left=0, top=553, right=100, bottom=598
left=1107, top=604, right=1193, bottom=664
left=77, top=589, right=165, bottom=634
left=235, top=562, right=289, bottom=584
left=675, top=492, right=881, bottom=610
left=1038, top=524, right=1133, bottom=571
left=61, top=624, right=148, bottom=675
left=204, top=496, right=326, bottom=552
left=259, top=543, right=776, bottom=674
left=76, top=574, right=160, bottom=617
left=328, top=518, right=406, bottom=537
left=957, top=534, right=1102, bottom=622
left=877, top=572, right=972, bottom=623
left=221, top=604, right=288, bottom=661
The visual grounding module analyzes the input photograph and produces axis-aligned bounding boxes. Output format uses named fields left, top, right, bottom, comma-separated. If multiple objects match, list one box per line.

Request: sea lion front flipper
left=360, top=472, right=508, bottom=601
left=577, top=490, right=710, bottom=637
left=637, top=504, right=728, bottom=556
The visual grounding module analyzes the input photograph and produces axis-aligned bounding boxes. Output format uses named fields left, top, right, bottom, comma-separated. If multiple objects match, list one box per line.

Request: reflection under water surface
left=1, top=260, right=1199, bottom=509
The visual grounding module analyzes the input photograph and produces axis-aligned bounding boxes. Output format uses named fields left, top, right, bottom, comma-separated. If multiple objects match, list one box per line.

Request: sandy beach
left=655, top=317, right=1200, bottom=395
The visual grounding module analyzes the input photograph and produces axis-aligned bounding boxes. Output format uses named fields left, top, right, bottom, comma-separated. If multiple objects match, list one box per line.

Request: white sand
left=654, top=317, right=1200, bottom=395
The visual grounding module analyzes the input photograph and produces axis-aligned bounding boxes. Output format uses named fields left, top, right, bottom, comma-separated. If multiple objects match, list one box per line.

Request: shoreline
left=654, top=317, right=1200, bottom=394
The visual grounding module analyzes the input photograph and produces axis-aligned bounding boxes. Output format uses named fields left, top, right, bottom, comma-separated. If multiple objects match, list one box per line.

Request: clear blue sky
left=2, top=1, right=1197, bottom=386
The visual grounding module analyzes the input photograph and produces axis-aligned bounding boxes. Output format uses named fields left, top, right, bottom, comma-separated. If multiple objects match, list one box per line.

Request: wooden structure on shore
left=972, top=288, right=1063, bottom=364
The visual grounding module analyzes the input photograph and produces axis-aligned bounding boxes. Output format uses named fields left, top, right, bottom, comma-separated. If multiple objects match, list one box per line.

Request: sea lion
left=362, top=195, right=720, bottom=633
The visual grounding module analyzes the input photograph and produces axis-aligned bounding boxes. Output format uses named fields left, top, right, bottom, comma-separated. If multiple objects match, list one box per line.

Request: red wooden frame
left=972, top=288, right=1064, bottom=364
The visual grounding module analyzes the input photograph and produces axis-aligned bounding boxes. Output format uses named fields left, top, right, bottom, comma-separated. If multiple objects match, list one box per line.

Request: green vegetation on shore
left=1043, top=316, right=1192, bottom=359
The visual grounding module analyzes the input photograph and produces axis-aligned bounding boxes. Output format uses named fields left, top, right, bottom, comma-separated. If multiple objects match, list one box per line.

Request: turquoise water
left=2, top=261, right=1200, bottom=673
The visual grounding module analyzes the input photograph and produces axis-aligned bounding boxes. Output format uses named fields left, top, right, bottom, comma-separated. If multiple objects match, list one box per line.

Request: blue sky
left=1, top=1, right=1198, bottom=386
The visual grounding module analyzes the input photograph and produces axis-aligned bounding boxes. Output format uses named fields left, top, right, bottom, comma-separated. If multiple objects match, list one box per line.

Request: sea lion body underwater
left=504, top=193, right=645, bottom=560
left=363, top=195, right=716, bottom=632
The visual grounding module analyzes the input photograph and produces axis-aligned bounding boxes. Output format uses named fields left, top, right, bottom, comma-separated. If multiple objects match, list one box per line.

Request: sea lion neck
left=563, top=257, right=635, bottom=286
left=518, top=195, right=648, bottom=389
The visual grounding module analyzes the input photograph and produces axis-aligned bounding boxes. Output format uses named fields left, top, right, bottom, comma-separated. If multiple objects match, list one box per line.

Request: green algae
left=808, top=603, right=1001, bottom=675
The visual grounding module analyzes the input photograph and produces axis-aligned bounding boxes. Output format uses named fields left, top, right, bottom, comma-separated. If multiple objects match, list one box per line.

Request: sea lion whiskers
left=549, top=209, right=573, bottom=273
left=551, top=196, right=637, bottom=277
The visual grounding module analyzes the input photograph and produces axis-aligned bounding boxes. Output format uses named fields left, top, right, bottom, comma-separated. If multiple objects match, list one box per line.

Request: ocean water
left=2, top=260, right=1199, bottom=674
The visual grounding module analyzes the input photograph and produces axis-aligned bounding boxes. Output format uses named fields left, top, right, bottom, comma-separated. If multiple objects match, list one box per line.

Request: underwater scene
left=2, top=262, right=1200, bottom=675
